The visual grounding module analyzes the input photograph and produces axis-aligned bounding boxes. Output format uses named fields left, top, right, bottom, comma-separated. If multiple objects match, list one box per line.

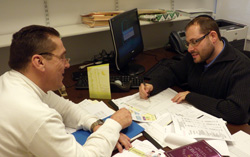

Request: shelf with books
left=0, top=16, right=190, bottom=48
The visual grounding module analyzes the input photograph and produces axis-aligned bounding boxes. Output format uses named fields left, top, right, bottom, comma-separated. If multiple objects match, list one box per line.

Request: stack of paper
left=111, top=88, right=232, bottom=156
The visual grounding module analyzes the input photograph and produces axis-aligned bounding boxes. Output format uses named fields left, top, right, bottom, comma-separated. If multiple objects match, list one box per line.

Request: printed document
left=172, top=114, right=233, bottom=141
left=87, top=63, right=111, bottom=99
left=111, top=88, right=232, bottom=153
left=112, top=88, right=217, bottom=122
left=113, top=139, right=165, bottom=157
left=66, top=99, right=115, bottom=133
left=228, top=130, right=250, bottom=157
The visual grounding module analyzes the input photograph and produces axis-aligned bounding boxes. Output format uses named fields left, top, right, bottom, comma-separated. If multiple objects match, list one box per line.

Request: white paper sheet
left=228, top=130, right=250, bottom=157
left=172, top=114, right=233, bottom=141
left=65, top=99, right=115, bottom=133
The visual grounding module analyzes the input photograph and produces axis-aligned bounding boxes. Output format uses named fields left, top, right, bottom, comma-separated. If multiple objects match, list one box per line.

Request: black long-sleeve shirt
left=150, top=39, right=250, bottom=124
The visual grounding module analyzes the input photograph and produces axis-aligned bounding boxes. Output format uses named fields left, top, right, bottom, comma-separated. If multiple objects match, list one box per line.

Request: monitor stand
left=121, top=63, right=145, bottom=76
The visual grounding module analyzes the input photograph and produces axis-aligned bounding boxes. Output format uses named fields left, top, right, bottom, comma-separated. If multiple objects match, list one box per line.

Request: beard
left=193, top=41, right=215, bottom=64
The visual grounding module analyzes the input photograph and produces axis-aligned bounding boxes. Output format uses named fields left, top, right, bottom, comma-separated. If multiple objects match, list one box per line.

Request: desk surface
left=63, top=47, right=250, bottom=152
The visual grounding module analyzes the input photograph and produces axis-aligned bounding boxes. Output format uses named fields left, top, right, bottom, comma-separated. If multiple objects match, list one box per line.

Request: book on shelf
left=82, top=20, right=109, bottom=28
left=81, top=11, right=123, bottom=27
left=164, top=140, right=222, bottom=157
left=81, top=11, right=124, bottom=17
left=137, top=9, right=166, bottom=15
left=176, top=8, right=213, bottom=18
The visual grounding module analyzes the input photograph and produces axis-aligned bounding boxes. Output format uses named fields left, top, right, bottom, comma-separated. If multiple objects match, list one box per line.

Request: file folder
left=72, top=116, right=144, bottom=145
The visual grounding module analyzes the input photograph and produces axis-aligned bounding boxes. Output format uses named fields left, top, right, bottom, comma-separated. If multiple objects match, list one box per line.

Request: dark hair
left=9, top=25, right=60, bottom=70
left=185, top=15, right=221, bottom=40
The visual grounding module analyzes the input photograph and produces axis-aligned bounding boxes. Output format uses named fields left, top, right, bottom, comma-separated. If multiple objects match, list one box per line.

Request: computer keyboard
left=75, top=75, right=144, bottom=89
left=143, top=58, right=180, bottom=80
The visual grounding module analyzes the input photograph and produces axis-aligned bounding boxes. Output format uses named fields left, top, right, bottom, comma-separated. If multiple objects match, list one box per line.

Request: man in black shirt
left=139, top=16, right=250, bottom=125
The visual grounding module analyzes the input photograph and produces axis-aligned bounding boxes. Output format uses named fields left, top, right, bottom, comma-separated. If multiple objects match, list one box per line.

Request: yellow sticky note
left=87, top=63, right=111, bottom=99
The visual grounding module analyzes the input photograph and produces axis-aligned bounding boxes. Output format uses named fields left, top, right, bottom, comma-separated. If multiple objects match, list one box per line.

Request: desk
left=63, top=47, right=250, bottom=153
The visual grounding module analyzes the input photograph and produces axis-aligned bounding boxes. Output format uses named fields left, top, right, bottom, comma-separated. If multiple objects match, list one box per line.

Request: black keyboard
left=75, top=75, right=144, bottom=89
left=143, top=58, right=179, bottom=80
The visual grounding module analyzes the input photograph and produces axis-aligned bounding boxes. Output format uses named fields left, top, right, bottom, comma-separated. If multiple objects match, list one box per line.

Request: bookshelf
left=0, top=16, right=190, bottom=48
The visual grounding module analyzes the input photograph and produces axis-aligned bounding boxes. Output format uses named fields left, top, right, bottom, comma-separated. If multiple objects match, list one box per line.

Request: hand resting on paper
left=111, top=108, right=133, bottom=152
left=139, top=83, right=190, bottom=103
left=93, top=108, right=132, bottom=153
left=171, top=91, right=190, bottom=103
left=111, top=108, right=132, bottom=129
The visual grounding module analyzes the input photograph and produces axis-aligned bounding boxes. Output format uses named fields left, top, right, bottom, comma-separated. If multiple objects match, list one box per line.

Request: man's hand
left=171, top=91, right=190, bottom=103
left=139, top=83, right=153, bottom=99
left=115, top=133, right=132, bottom=153
left=111, top=108, right=132, bottom=129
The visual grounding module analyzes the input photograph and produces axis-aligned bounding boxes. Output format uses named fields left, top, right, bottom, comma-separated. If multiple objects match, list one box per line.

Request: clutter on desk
left=67, top=99, right=144, bottom=145
left=111, top=88, right=233, bottom=156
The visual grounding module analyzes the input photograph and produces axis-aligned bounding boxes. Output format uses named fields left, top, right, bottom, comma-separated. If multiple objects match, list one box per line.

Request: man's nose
left=65, top=61, right=70, bottom=69
left=188, top=44, right=195, bottom=53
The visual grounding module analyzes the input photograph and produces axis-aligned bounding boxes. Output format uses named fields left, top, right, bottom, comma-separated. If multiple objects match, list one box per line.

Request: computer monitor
left=109, top=8, right=145, bottom=76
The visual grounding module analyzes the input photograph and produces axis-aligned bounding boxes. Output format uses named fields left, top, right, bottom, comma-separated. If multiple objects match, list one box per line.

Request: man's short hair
left=9, top=25, right=60, bottom=71
left=185, top=15, right=221, bottom=40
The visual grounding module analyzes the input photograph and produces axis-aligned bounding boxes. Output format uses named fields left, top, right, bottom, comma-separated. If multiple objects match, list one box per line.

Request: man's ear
left=31, top=55, right=45, bottom=72
left=210, top=31, right=218, bottom=43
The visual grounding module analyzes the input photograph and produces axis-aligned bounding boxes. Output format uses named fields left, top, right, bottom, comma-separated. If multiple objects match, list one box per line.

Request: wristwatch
left=90, top=119, right=104, bottom=132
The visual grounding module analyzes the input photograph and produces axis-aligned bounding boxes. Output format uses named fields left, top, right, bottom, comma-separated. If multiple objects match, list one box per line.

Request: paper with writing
left=87, top=64, right=111, bottom=99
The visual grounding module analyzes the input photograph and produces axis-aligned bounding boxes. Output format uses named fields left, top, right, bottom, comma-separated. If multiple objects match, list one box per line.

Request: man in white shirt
left=0, top=25, right=132, bottom=156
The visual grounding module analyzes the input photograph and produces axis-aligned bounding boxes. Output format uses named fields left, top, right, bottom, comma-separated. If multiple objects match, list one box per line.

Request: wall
left=0, top=0, right=215, bottom=75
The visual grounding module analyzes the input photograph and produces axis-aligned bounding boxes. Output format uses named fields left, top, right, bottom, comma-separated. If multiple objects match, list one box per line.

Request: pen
left=197, top=115, right=204, bottom=119
left=167, top=121, right=173, bottom=126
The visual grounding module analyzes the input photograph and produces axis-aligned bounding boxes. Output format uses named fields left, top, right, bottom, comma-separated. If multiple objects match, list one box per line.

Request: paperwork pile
left=111, top=88, right=233, bottom=156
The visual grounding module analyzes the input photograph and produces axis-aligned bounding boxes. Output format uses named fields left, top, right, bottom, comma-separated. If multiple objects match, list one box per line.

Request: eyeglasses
left=185, top=31, right=210, bottom=48
left=39, top=52, right=70, bottom=64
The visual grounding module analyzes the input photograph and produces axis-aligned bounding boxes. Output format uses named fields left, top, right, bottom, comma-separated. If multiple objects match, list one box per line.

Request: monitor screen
left=109, top=8, right=145, bottom=75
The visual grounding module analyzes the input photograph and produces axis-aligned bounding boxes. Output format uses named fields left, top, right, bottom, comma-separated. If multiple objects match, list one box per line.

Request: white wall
left=48, top=0, right=115, bottom=27
left=118, top=0, right=172, bottom=10
left=174, top=0, right=216, bottom=11
left=0, top=0, right=46, bottom=35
